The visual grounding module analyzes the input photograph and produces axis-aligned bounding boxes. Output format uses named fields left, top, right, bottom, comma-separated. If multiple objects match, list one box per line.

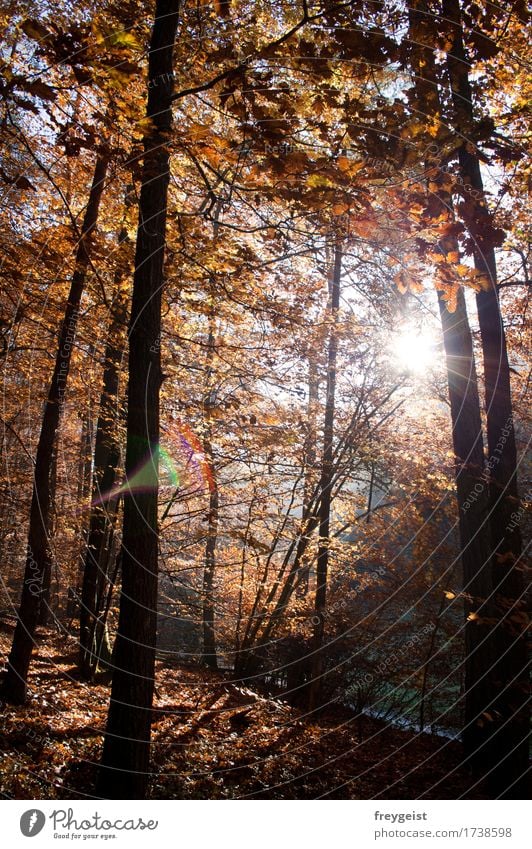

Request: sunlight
left=391, top=326, right=437, bottom=374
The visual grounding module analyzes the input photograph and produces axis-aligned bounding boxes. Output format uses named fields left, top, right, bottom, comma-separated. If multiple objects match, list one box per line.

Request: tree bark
left=308, top=240, right=342, bottom=711
left=297, top=353, right=320, bottom=598
left=202, top=317, right=218, bottom=669
left=437, top=284, right=497, bottom=769
left=79, top=271, right=129, bottom=680
left=96, top=0, right=181, bottom=800
left=1, top=152, right=108, bottom=704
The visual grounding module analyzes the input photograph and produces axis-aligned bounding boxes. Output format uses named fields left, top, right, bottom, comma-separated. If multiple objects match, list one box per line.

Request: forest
left=0, top=0, right=529, bottom=802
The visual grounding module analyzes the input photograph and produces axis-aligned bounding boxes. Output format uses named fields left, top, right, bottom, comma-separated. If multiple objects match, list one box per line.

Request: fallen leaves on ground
left=0, top=629, right=488, bottom=800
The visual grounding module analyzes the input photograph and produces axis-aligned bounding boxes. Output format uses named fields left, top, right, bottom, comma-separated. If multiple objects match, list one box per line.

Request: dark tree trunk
left=443, top=0, right=529, bottom=798
left=96, top=0, right=181, bottom=800
left=66, top=384, right=95, bottom=631
left=202, top=320, right=218, bottom=670
left=39, top=432, right=60, bottom=626
left=79, top=274, right=128, bottom=680
left=308, top=241, right=342, bottom=711
left=1, top=153, right=109, bottom=704
left=437, top=285, right=497, bottom=769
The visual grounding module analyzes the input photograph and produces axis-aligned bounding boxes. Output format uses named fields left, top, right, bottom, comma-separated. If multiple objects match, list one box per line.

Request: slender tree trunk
left=96, top=0, right=181, bottom=800
left=297, top=354, right=319, bottom=598
left=308, top=241, right=342, bottom=711
left=41, top=432, right=59, bottom=625
left=234, top=494, right=256, bottom=662
left=79, top=274, right=128, bottom=680
left=202, top=456, right=218, bottom=669
left=1, top=153, right=108, bottom=704
left=65, top=383, right=95, bottom=630
left=202, top=318, right=218, bottom=669
left=443, top=0, right=529, bottom=798
left=94, top=540, right=122, bottom=671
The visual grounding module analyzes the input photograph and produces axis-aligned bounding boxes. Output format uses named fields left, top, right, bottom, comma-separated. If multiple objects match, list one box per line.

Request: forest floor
left=0, top=626, right=489, bottom=800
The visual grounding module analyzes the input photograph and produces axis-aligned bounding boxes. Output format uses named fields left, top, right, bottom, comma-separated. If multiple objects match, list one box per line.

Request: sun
left=390, top=326, right=437, bottom=374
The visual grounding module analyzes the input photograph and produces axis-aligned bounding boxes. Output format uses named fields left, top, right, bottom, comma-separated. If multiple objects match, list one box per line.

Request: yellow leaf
left=109, top=30, right=142, bottom=50
left=107, top=67, right=131, bottom=86
left=136, top=117, right=156, bottom=135
left=306, top=173, right=335, bottom=189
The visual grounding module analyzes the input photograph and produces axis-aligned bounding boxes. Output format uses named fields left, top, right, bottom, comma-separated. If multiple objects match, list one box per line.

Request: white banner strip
left=2, top=799, right=529, bottom=849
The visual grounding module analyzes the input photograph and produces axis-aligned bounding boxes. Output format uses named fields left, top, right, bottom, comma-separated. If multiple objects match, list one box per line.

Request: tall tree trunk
left=41, top=432, right=59, bottom=625
left=79, top=272, right=129, bottom=680
left=67, top=378, right=95, bottom=630
left=297, top=353, right=320, bottom=598
left=308, top=240, right=342, bottom=711
left=202, top=317, right=219, bottom=669
left=413, top=32, right=499, bottom=771
left=437, top=284, right=497, bottom=769
left=96, top=0, right=181, bottom=800
left=1, top=153, right=109, bottom=704
left=442, top=0, right=529, bottom=798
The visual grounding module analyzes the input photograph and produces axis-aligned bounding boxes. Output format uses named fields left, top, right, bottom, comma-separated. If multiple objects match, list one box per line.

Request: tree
left=201, top=306, right=219, bottom=670
left=442, top=0, right=529, bottom=797
left=406, top=0, right=498, bottom=787
left=97, top=0, right=181, bottom=800
left=0, top=0, right=528, bottom=803
left=79, top=242, right=130, bottom=680
left=1, top=151, right=109, bottom=704
left=308, top=237, right=342, bottom=710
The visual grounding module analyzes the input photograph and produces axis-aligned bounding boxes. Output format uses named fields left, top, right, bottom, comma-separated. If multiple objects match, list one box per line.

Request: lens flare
left=89, top=421, right=214, bottom=511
